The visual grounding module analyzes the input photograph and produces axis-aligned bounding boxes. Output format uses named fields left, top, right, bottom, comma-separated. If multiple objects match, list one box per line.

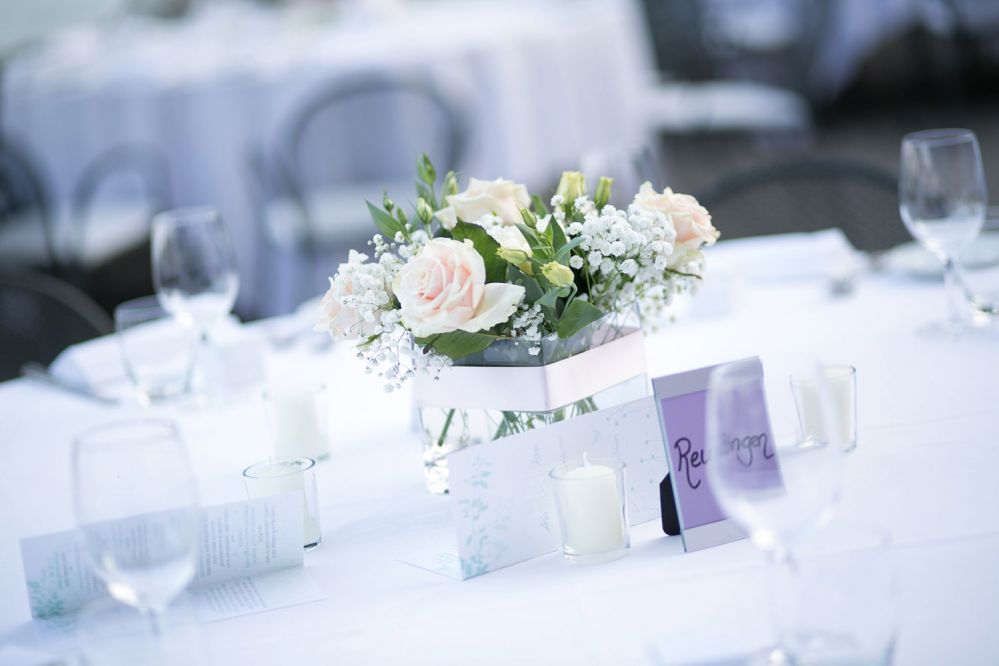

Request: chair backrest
left=697, top=158, right=906, bottom=252
left=273, top=71, right=469, bottom=214
left=0, top=138, right=57, bottom=268
left=0, top=270, right=112, bottom=381
left=69, top=142, right=172, bottom=265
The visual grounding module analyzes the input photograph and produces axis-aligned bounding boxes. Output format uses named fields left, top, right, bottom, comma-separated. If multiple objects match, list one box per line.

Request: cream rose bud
left=633, top=182, right=720, bottom=254
left=434, top=177, right=531, bottom=228
left=394, top=238, right=525, bottom=338
left=556, top=171, right=587, bottom=203
left=541, top=261, right=574, bottom=288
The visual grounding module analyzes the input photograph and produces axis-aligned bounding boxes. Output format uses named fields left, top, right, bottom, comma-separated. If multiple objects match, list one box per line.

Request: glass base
left=77, top=597, right=205, bottom=666
left=562, top=547, right=630, bottom=565
left=914, top=318, right=996, bottom=338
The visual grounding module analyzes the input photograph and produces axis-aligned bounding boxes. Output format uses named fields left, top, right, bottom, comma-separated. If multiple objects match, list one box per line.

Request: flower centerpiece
left=318, top=156, right=719, bottom=493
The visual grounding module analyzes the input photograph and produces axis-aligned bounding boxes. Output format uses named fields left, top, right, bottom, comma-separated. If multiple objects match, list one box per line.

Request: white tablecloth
left=2, top=244, right=999, bottom=664
left=1, top=0, right=653, bottom=316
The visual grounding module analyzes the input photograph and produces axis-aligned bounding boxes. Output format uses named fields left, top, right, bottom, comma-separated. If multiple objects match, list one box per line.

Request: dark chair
left=0, top=139, right=58, bottom=271
left=249, top=71, right=469, bottom=313
left=67, top=142, right=172, bottom=311
left=697, top=158, right=906, bottom=252
left=0, top=270, right=112, bottom=381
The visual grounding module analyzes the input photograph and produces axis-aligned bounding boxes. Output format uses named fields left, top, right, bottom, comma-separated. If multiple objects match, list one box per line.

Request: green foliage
left=367, top=201, right=405, bottom=239
left=450, top=221, right=506, bottom=283
left=417, top=330, right=501, bottom=360
left=556, top=298, right=605, bottom=339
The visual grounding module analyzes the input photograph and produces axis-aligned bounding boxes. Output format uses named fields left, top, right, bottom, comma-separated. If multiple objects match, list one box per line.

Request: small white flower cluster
left=507, top=302, right=545, bottom=356
left=563, top=196, right=695, bottom=316
left=357, top=329, right=451, bottom=392
left=332, top=240, right=451, bottom=392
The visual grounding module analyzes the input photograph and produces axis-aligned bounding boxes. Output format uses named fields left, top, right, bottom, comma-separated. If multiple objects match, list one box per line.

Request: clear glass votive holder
left=242, top=457, right=322, bottom=550
left=262, top=383, right=330, bottom=461
left=790, top=365, right=858, bottom=452
left=549, top=458, right=630, bottom=564
left=115, top=296, right=196, bottom=405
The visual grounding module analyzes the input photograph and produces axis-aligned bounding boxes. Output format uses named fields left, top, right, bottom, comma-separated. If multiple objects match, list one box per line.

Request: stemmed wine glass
left=151, top=207, right=239, bottom=400
left=899, top=129, right=993, bottom=335
left=72, top=419, right=200, bottom=634
left=705, top=358, right=846, bottom=662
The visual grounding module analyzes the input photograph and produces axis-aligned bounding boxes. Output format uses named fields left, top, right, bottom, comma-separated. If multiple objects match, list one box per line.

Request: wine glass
left=72, top=419, right=199, bottom=631
left=151, top=207, right=239, bottom=399
left=705, top=358, right=846, bottom=663
left=899, top=129, right=988, bottom=335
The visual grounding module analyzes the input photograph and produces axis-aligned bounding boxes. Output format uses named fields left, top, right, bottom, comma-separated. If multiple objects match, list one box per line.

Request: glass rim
left=549, top=458, right=625, bottom=481
left=74, top=418, right=180, bottom=448
left=902, top=128, right=978, bottom=146
left=242, top=457, right=316, bottom=479
left=789, top=364, right=856, bottom=386
left=152, top=206, right=222, bottom=227
left=114, top=294, right=167, bottom=315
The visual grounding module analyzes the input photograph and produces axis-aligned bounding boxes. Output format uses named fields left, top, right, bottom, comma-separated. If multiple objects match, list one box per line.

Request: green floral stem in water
left=437, top=408, right=456, bottom=447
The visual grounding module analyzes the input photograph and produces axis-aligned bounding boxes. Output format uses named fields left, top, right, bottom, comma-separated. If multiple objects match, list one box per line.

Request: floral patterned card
left=446, top=396, right=667, bottom=579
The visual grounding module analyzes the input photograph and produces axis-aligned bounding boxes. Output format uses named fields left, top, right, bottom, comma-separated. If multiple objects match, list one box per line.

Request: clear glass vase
left=417, top=307, right=648, bottom=494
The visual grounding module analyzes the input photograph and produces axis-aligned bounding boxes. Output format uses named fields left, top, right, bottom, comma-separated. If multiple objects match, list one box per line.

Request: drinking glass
left=899, top=129, right=988, bottom=335
left=706, top=358, right=846, bottom=664
left=706, top=359, right=845, bottom=555
left=72, top=419, right=199, bottom=631
left=151, top=207, right=239, bottom=398
left=772, top=523, right=899, bottom=665
left=115, top=296, right=197, bottom=405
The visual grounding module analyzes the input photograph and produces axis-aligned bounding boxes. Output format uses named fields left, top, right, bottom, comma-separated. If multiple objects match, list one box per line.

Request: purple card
left=652, top=357, right=777, bottom=552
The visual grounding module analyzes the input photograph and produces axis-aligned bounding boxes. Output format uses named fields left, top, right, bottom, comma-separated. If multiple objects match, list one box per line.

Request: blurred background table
left=1, top=236, right=998, bottom=664
left=1, top=0, right=652, bottom=316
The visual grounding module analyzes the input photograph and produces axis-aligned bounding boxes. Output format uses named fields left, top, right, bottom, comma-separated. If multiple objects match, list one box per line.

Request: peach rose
left=634, top=182, right=719, bottom=261
left=393, top=238, right=524, bottom=338
left=435, top=177, right=531, bottom=229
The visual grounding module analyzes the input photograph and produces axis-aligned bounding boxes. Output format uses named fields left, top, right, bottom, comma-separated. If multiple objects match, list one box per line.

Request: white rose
left=633, top=182, right=719, bottom=264
left=434, top=177, right=531, bottom=229
left=317, top=250, right=384, bottom=340
left=487, top=224, right=532, bottom=256
left=393, top=238, right=525, bottom=338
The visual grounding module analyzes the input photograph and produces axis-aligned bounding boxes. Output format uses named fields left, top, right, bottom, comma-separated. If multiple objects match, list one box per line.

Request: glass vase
left=417, top=307, right=648, bottom=494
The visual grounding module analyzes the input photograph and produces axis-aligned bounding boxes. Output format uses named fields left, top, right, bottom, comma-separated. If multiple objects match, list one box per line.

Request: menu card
left=20, top=494, right=322, bottom=622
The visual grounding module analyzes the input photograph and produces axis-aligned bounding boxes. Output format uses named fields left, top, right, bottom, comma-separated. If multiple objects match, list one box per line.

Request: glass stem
left=942, top=257, right=967, bottom=326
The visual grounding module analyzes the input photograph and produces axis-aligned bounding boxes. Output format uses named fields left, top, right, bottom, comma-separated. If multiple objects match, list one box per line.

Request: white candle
left=551, top=457, right=628, bottom=558
left=243, top=459, right=322, bottom=549
left=791, top=366, right=857, bottom=451
left=266, top=385, right=330, bottom=461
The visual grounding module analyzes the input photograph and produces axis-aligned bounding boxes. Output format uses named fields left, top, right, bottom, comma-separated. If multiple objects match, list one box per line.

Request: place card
left=652, top=358, right=772, bottom=552
left=19, top=494, right=319, bottom=620
left=401, top=396, right=667, bottom=580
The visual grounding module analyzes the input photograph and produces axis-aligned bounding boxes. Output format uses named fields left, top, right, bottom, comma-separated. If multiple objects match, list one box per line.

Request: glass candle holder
left=790, top=365, right=858, bottom=452
left=262, top=383, right=330, bottom=461
left=549, top=458, right=629, bottom=564
left=242, top=458, right=322, bottom=550
left=115, top=296, right=196, bottom=405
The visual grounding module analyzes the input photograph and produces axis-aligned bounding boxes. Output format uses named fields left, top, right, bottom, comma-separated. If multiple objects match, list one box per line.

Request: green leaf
left=550, top=217, right=568, bottom=251
left=531, top=194, right=549, bottom=217
left=417, top=330, right=500, bottom=360
left=508, top=265, right=543, bottom=302
left=556, top=299, right=605, bottom=339
left=367, top=201, right=404, bottom=239
left=537, top=288, right=560, bottom=310
left=554, top=236, right=585, bottom=263
left=451, top=221, right=505, bottom=283
left=513, top=222, right=541, bottom=247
